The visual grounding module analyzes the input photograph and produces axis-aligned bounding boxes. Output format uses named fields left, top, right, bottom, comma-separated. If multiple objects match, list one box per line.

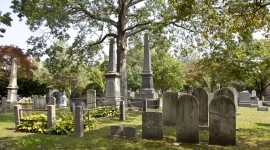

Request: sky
left=0, top=0, right=264, bottom=53
left=0, top=0, right=35, bottom=51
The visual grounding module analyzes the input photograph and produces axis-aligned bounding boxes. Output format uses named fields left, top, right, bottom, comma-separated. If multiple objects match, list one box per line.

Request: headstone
left=1, top=97, right=7, bottom=113
left=257, top=106, right=268, bottom=111
left=86, top=89, right=96, bottom=108
left=110, top=126, right=123, bottom=137
left=251, top=90, right=256, bottom=98
left=122, top=127, right=137, bottom=139
left=163, top=92, right=178, bottom=126
left=214, top=88, right=237, bottom=109
left=209, top=95, right=236, bottom=145
left=6, top=58, right=19, bottom=109
left=59, top=95, right=67, bottom=108
left=33, top=95, right=39, bottom=109
left=238, top=90, right=254, bottom=107
left=53, top=92, right=62, bottom=105
left=192, top=88, right=208, bottom=126
left=39, top=96, right=46, bottom=109
left=176, top=94, right=199, bottom=143
left=142, top=112, right=163, bottom=140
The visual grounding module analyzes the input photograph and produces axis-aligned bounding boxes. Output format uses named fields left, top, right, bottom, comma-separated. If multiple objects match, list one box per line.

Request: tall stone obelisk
left=137, top=34, right=158, bottom=99
left=7, top=58, right=19, bottom=109
left=104, top=39, right=121, bottom=106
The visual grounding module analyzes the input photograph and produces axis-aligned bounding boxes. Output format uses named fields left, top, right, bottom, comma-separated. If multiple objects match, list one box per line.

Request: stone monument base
left=137, top=88, right=158, bottom=99
left=102, top=97, right=122, bottom=107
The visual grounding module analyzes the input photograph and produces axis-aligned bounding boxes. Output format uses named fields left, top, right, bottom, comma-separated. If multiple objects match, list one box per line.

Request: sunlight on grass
left=0, top=107, right=270, bottom=149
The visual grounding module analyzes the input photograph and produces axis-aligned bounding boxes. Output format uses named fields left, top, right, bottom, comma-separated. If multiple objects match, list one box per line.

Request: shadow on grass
left=256, top=123, right=270, bottom=127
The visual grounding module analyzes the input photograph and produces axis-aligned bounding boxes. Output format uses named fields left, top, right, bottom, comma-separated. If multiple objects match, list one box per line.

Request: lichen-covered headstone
left=192, top=88, right=208, bottom=126
left=176, top=94, right=199, bottom=143
left=163, top=92, right=178, bottom=126
left=142, top=112, right=163, bottom=140
left=209, top=95, right=236, bottom=145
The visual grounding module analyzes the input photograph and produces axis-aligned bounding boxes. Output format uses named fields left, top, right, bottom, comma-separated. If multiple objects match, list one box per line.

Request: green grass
left=0, top=107, right=270, bottom=150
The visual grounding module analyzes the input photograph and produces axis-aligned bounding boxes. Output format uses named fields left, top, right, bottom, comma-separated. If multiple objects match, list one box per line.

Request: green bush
left=90, top=106, right=119, bottom=117
left=17, top=114, right=47, bottom=133
left=17, top=109, right=98, bottom=135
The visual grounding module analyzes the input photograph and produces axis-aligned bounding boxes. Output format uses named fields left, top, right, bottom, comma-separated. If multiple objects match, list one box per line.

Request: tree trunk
left=117, top=35, right=128, bottom=99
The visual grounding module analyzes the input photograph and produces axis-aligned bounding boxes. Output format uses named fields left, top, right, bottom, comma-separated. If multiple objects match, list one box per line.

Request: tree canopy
left=0, top=11, right=13, bottom=38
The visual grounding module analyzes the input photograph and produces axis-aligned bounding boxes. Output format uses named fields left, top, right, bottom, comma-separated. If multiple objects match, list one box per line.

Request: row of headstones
left=33, top=95, right=57, bottom=109
left=161, top=87, right=237, bottom=145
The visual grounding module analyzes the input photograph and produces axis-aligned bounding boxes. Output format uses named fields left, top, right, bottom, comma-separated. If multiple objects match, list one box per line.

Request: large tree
left=11, top=0, right=167, bottom=98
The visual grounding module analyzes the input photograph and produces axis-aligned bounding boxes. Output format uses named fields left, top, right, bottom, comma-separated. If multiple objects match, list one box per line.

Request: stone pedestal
left=104, top=73, right=121, bottom=106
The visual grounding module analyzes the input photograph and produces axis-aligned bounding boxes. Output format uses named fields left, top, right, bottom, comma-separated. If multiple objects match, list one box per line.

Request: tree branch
left=124, top=22, right=151, bottom=32
left=126, top=26, right=148, bottom=37
left=89, top=33, right=118, bottom=46
left=126, top=0, right=145, bottom=8
left=77, top=3, right=117, bottom=27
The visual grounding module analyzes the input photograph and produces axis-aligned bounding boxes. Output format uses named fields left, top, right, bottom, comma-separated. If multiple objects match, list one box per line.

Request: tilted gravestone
left=142, top=112, right=163, bottom=140
left=163, top=92, right=178, bottom=126
left=209, top=95, right=236, bottom=145
left=192, top=88, right=208, bottom=126
left=176, top=94, right=199, bottom=143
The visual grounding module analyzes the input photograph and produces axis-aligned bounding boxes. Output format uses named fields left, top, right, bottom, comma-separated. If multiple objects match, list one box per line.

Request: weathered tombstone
left=142, top=112, right=163, bottom=140
left=39, top=96, right=46, bottom=109
left=47, top=105, right=56, bottom=128
left=163, top=92, right=178, bottom=126
left=214, top=87, right=238, bottom=113
left=176, top=94, right=199, bottom=143
left=53, top=92, right=62, bottom=105
left=32, top=95, right=39, bottom=109
left=110, top=126, right=123, bottom=137
left=257, top=106, right=268, bottom=111
left=238, top=91, right=252, bottom=107
left=1, top=97, right=7, bottom=113
left=209, top=95, right=236, bottom=145
left=122, top=127, right=137, bottom=139
left=86, top=89, right=96, bottom=108
left=192, top=88, right=208, bottom=126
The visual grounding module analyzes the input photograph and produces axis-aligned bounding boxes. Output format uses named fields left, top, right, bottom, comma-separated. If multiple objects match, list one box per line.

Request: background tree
left=0, top=11, right=12, bottom=38
left=0, top=45, right=34, bottom=78
left=11, top=0, right=168, bottom=98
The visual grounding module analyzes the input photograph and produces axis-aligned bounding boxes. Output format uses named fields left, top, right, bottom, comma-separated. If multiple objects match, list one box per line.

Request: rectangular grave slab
left=257, top=106, right=269, bottom=111
left=110, top=126, right=123, bottom=137
left=142, top=112, right=163, bottom=140
left=122, top=127, right=137, bottom=139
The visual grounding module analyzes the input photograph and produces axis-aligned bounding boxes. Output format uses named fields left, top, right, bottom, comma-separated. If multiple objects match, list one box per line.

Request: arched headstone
left=192, top=87, right=208, bottom=126
left=214, top=87, right=238, bottom=110
left=209, top=95, right=236, bottom=145
left=176, top=94, right=199, bottom=143
left=163, top=92, right=178, bottom=126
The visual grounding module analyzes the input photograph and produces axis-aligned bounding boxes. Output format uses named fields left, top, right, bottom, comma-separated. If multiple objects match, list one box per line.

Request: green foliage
left=0, top=11, right=13, bottom=38
left=17, top=78, right=48, bottom=97
left=90, top=106, right=119, bottom=118
left=17, top=109, right=98, bottom=135
left=17, top=114, right=47, bottom=133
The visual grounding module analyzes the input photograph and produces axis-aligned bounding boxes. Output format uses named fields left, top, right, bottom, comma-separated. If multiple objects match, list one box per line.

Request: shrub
left=17, top=114, right=47, bottom=133
left=90, top=106, right=119, bottom=117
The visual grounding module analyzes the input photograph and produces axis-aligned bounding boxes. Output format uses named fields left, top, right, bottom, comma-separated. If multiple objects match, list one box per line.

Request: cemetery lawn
left=0, top=107, right=270, bottom=150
